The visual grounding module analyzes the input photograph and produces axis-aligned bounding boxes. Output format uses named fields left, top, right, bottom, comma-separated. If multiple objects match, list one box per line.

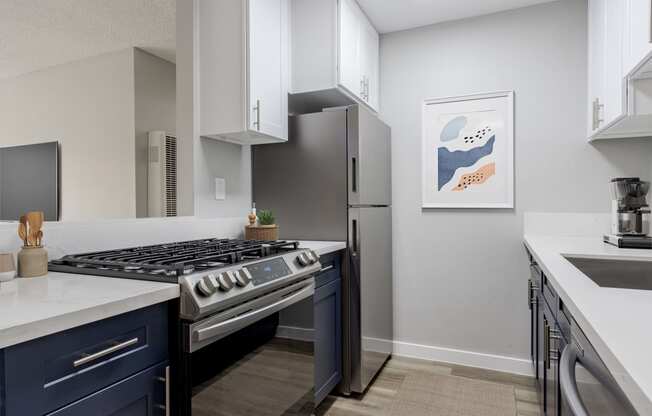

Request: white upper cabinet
left=291, top=0, right=380, bottom=113
left=339, top=0, right=362, bottom=97
left=199, top=0, right=289, bottom=145
left=601, top=0, right=625, bottom=126
left=360, top=15, right=380, bottom=110
left=588, top=0, right=606, bottom=137
left=624, top=0, right=652, bottom=76
left=587, top=0, right=625, bottom=138
left=587, top=0, right=652, bottom=140
left=249, top=0, right=289, bottom=140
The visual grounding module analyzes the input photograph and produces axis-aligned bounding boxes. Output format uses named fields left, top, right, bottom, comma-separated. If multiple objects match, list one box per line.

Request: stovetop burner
left=49, top=239, right=300, bottom=283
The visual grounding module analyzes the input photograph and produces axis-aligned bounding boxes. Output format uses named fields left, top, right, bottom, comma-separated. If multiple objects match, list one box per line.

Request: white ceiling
left=357, top=0, right=560, bottom=33
left=0, top=0, right=175, bottom=80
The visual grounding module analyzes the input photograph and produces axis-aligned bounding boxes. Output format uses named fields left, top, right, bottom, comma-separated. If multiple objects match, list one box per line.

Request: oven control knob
left=234, top=269, right=251, bottom=287
left=217, top=273, right=233, bottom=291
left=306, top=250, right=319, bottom=264
left=297, top=252, right=310, bottom=267
left=196, top=276, right=217, bottom=297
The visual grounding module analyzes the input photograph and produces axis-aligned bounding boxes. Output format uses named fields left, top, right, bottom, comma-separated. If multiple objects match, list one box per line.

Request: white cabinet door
left=248, top=0, right=289, bottom=140
left=360, top=17, right=379, bottom=110
left=588, top=0, right=606, bottom=135
left=624, top=0, right=652, bottom=75
left=339, top=0, right=362, bottom=99
left=602, top=0, right=625, bottom=126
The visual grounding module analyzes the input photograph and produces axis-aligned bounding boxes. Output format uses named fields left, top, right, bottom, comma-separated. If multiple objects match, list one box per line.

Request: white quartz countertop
left=0, top=272, right=179, bottom=349
left=296, top=240, right=346, bottom=256
left=524, top=234, right=652, bottom=415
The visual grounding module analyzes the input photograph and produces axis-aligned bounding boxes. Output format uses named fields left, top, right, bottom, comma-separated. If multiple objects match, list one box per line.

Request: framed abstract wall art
left=421, top=91, right=514, bottom=209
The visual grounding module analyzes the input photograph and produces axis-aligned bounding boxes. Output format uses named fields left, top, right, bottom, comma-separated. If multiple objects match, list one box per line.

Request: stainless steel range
left=49, top=238, right=322, bottom=416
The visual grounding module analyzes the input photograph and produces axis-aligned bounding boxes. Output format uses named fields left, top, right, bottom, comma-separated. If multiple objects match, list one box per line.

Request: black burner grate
left=48, top=239, right=300, bottom=283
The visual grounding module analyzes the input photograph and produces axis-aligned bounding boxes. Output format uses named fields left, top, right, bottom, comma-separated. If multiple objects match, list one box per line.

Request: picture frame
left=421, top=91, right=514, bottom=209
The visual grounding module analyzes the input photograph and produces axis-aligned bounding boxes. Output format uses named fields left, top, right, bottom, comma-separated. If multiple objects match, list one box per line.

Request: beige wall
left=0, top=49, right=136, bottom=220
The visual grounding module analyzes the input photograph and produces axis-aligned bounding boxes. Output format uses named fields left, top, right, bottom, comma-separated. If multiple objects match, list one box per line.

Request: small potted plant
left=245, top=209, right=279, bottom=241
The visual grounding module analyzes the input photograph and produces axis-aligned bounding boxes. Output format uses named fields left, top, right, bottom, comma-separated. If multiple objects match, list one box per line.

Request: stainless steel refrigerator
left=252, top=105, right=392, bottom=394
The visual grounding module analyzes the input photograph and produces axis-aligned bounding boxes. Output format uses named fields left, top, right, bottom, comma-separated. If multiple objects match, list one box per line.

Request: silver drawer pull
left=73, top=337, right=139, bottom=368
left=319, top=265, right=334, bottom=273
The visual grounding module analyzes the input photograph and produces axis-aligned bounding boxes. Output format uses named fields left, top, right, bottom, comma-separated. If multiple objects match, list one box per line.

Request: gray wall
left=134, top=48, right=176, bottom=218
left=381, top=0, right=652, bottom=363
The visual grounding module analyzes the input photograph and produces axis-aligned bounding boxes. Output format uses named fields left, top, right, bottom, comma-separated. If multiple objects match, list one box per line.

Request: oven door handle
left=194, top=282, right=315, bottom=343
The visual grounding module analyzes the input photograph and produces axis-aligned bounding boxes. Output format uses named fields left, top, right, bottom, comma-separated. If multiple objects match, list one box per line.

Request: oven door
left=180, top=278, right=316, bottom=416
left=559, top=337, right=638, bottom=416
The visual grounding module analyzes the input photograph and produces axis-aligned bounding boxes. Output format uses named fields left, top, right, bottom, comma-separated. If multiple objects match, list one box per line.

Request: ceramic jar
left=18, top=246, right=48, bottom=277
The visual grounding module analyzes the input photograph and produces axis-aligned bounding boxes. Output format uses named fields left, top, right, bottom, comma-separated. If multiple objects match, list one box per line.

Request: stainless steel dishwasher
left=559, top=317, right=639, bottom=416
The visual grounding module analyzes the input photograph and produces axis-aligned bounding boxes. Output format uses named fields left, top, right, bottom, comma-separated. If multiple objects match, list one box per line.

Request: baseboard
left=390, top=338, right=534, bottom=377
left=276, top=325, right=314, bottom=342
left=277, top=329, right=533, bottom=377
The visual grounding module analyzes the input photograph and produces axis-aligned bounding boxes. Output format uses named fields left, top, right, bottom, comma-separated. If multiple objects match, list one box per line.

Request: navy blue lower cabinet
left=46, top=362, right=169, bottom=416
left=314, top=277, right=342, bottom=405
left=2, top=302, right=168, bottom=416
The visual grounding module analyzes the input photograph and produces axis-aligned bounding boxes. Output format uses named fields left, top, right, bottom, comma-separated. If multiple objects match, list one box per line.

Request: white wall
left=0, top=49, right=136, bottom=220
left=134, top=48, right=177, bottom=218
left=196, top=139, right=252, bottom=218
left=176, top=0, right=197, bottom=217
left=381, top=0, right=652, bottom=372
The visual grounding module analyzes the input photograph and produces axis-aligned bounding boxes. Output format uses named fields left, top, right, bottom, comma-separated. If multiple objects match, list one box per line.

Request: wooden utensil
left=25, top=212, right=44, bottom=247
left=18, top=223, right=27, bottom=246
left=26, top=211, right=43, bottom=231
left=36, top=230, right=43, bottom=247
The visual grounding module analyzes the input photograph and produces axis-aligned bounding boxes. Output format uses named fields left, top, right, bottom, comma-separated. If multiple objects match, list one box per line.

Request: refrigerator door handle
left=351, top=157, right=358, bottom=193
left=351, top=219, right=358, bottom=256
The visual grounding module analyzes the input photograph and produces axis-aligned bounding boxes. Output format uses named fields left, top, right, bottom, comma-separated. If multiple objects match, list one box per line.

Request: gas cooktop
left=48, top=238, right=301, bottom=283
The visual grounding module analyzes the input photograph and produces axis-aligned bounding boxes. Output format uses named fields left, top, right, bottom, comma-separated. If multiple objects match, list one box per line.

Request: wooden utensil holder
left=18, top=246, right=48, bottom=278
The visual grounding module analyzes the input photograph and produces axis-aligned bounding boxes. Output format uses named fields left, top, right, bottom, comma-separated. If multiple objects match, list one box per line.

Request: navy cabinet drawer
left=314, top=278, right=342, bottom=405
left=315, top=251, right=342, bottom=288
left=3, top=303, right=168, bottom=416
left=47, top=362, right=168, bottom=416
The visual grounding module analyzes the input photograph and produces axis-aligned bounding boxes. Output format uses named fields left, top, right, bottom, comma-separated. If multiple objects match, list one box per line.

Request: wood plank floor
left=316, top=356, right=541, bottom=416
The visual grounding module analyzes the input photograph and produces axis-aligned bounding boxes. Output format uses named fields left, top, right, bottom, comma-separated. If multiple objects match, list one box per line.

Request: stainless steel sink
left=564, top=256, right=652, bottom=290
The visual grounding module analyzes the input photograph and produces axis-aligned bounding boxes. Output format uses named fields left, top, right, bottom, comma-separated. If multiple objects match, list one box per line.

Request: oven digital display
left=246, top=258, right=291, bottom=286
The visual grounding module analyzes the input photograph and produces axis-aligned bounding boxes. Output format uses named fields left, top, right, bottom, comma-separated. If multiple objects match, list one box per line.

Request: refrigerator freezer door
left=252, top=110, right=349, bottom=241
left=348, top=206, right=392, bottom=393
left=348, top=106, right=391, bottom=207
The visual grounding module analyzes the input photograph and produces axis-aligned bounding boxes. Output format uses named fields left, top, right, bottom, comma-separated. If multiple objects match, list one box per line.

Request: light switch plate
left=215, top=178, right=226, bottom=200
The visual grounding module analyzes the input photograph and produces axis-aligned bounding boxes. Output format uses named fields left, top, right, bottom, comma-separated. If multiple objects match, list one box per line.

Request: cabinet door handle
left=253, top=99, right=261, bottom=131
left=592, top=98, right=604, bottom=130
left=365, top=77, right=370, bottom=101
left=165, top=365, right=170, bottom=416
left=73, top=337, right=139, bottom=367
left=320, top=264, right=334, bottom=273
left=156, top=365, right=171, bottom=415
